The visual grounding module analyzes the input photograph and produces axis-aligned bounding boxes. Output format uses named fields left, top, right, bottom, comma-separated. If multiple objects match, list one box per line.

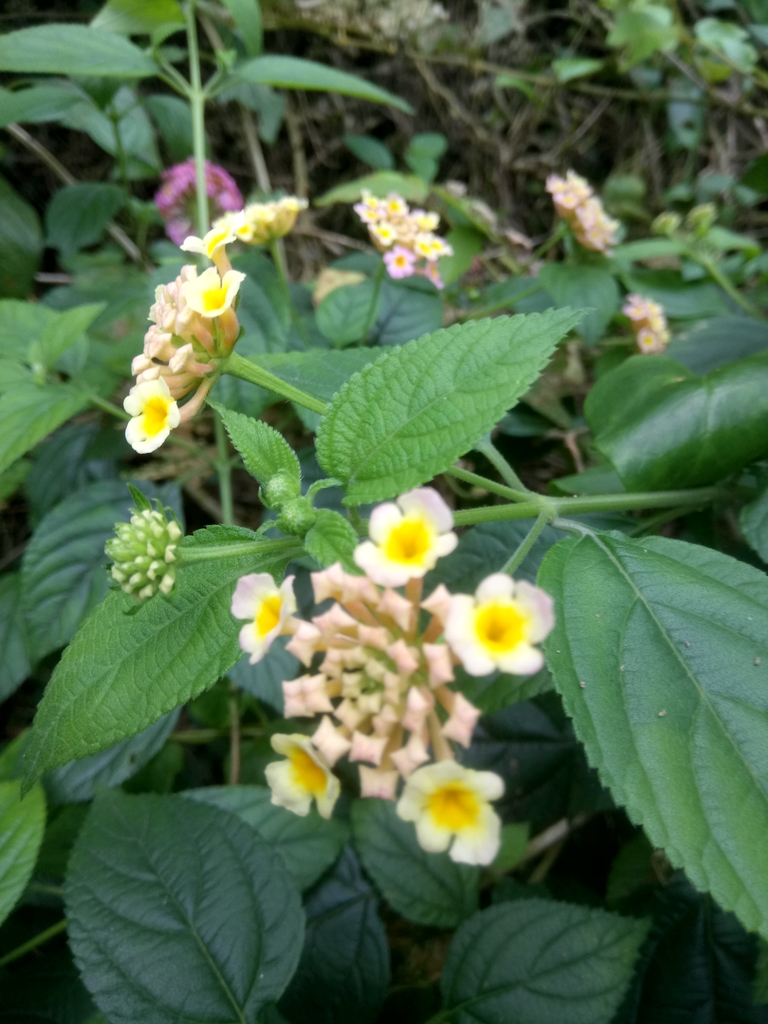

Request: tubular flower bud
left=623, top=294, right=670, bottom=354
left=231, top=573, right=297, bottom=664
left=546, top=170, right=620, bottom=254
left=124, top=378, right=180, bottom=454
left=265, top=734, right=340, bottom=819
left=106, top=506, right=182, bottom=600
left=353, top=191, right=452, bottom=289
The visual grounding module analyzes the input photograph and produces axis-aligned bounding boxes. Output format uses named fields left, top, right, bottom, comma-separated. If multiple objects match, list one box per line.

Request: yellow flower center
left=384, top=518, right=432, bottom=566
left=206, top=228, right=229, bottom=253
left=428, top=783, right=480, bottom=831
left=474, top=602, right=527, bottom=653
left=255, top=594, right=282, bottom=638
left=142, top=396, right=170, bottom=437
left=201, top=285, right=228, bottom=313
left=290, top=748, right=328, bottom=795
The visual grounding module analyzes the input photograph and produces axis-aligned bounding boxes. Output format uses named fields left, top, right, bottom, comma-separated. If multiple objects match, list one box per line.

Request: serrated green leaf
left=65, top=790, right=304, bottom=1024
left=304, top=509, right=359, bottom=573
left=317, top=310, right=583, bottom=505
left=586, top=353, right=768, bottom=490
left=21, top=530, right=297, bottom=791
left=46, top=184, right=127, bottom=257
left=0, top=24, right=158, bottom=77
left=372, top=277, right=442, bottom=348
left=257, top=349, right=381, bottom=404
left=0, top=384, right=89, bottom=477
left=38, top=302, right=105, bottom=368
left=351, top=798, right=479, bottom=928
left=0, top=573, right=30, bottom=701
left=316, top=279, right=381, bottom=347
left=0, top=779, right=46, bottom=927
left=0, top=84, right=82, bottom=127
left=230, top=55, right=412, bottom=113
left=183, top=785, right=348, bottom=891
left=211, top=401, right=300, bottom=488
left=539, top=263, right=620, bottom=345
left=280, top=847, right=390, bottom=1024
left=440, top=898, right=649, bottom=1024
left=539, top=531, right=768, bottom=938
left=91, top=0, right=184, bottom=35
left=741, top=484, right=768, bottom=563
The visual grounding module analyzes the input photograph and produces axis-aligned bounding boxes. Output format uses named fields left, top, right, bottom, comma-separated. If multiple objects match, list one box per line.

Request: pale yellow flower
left=231, top=573, right=296, bottom=664
left=182, top=266, right=245, bottom=318
left=180, top=223, right=237, bottom=260
left=124, top=378, right=180, bottom=454
left=265, top=734, right=340, bottom=818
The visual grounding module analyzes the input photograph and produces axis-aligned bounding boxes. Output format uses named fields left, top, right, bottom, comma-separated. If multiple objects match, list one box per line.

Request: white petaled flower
left=231, top=573, right=296, bottom=664
left=265, top=734, right=340, bottom=818
left=124, top=378, right=181, bottom=454
left=396, top=760, right=504, bottom=865
left=180, top=223, right=237, bottom=260
left=354, top=487, right=458, bottom=587
left=445, top=573, right=554, bottom=677
left=182, top=266, right=246, bottom=318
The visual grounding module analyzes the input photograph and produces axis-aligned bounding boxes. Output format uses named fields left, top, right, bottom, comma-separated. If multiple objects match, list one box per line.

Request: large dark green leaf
left=65, top=791, right=304, bottom=1024
left=0, top=573, right=30, bottom=701
left=586, top=353, right=768, bottom=490
left=0, top=84, right=82, bottom=127
left=539, top=263, right=620, bottom=345
left=316, top=280, right=381, bottom=347
left=440, top=898, right=649, bottom=1024
left=668, top=316, right=768, bottom=374
left=0, top=174, right=42, bottom=299
left=0, top=24, right=158, bottom=77
left=540, top=531, right=768, bottom=938
left=280, top=847, right=390, bottom=1024
left=258, top=349, right=379, bottom=404
left=740, top=483, right=768, bottom=563
left=45, top=184, right=127, bottom=257
left=371, top=278, right=442, bottom=347
left=0, top=780, right=46, bottom=926
left=0, top=384, right=89, bottom=477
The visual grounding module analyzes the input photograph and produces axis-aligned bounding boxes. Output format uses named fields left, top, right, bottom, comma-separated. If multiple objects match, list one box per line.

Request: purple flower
left=383, top=245, right=417, bottom=280
left=154, top=158, right=243, bottom=246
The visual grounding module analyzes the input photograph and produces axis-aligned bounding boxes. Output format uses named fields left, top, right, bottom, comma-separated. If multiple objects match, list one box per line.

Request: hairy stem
left=178, top=536, right=302, bottom=563
left=185, top=0, right=209, bottom=236
left=474, top=435, right=528, bottom=492
left=445, top=465, right=530, bottom=503
left=214, top=409, right=234, bottom=525
left=224, top=351, right=327, bottom=415
left=502, top=510, right=552, bottom=574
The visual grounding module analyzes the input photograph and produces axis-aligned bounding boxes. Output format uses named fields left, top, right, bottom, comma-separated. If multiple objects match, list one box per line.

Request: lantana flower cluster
left=545, top=170, right=620, bottom=254
left=124, top=225, right=246, bottom=453
left=623, top=293, right=670, bottom=354
left=230, top=487, right=554, bottom=865
left=353, top=191, right=453, bottom=289
left=154, top=158, right=243, bottom=246
left=106, top=505, right=182, bottom=599
left=215, top=196, right=308, bottom=247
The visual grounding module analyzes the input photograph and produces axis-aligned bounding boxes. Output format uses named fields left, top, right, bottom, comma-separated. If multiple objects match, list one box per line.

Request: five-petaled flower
left=445, top=572, right=554, bottom=676
left=124, top=378, right=181, bottom=454
left=231, top=573, right=296, bottom=664
left=354, top=488, right=458, bottom=587
left=182, top=266, right=245, bottom=319
left=396, top=761, right=504, bottom=865
left=265, top=734, right=340, bottom=818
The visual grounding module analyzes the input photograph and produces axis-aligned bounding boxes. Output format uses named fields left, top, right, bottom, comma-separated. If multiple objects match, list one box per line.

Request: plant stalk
left=177, top=536, right=302, bottom=563
left=474, top=435, right=528, bottom=492
left=185, top=0, right=209, bottom=236
left=502, top=510, right=552, bottom=574
left=214, top=409, right=234, bottom=525
left=223, top=351, right=327, bottom=415
left=0, top=919, right=68, bottom=968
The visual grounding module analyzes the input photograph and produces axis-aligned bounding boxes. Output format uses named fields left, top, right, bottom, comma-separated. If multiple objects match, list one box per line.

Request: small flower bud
left=686, top=203, right=716, bottom=236
left=106, top=507, right=182, bottom=600
left=276, top=497, right=317, bottom=536
left=651, top=211, right=682, bottom=237
left=263, top=470, right=302, bottom=510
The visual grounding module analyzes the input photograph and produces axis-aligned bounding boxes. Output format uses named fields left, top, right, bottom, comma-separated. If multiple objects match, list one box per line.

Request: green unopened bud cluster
left=106, top=509, right=182, bottom=600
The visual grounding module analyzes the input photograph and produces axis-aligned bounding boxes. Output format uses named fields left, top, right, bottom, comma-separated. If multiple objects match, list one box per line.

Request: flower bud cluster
left=546, top=170, right=620, bottom=253
left=353, top=191, right=453, bottom=289
left=106, top=508, right=182, bottom=600
left=623, top=293, right=670, bottom=354
left=154, top=158, right=243, bottom=246
left=215, top=196, right=308, bottom=246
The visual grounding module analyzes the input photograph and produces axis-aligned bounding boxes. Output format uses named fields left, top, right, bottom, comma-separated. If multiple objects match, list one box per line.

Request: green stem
left=445, top=465, right=530, bottom=503
left=452, top=486, right=720, bottom=526
left=699, top=256, right=765, bottom=320
left=178, top=535, right=302, bottom=563
left=214, top=409, right=234, bottom=525
left=170, top=726, right=265, bottom=743
left=270, top=240, right=309, bottom=344
left=502, top=510, right=552, bottom=574
left=306, top=477, right=342, bottom=504
left=185, top=0, right=209, bottom=236
left=458, top=280, right=544, bottom=321
left=532, top=221, right=567, bottom=260
left=228, top=682, right=241, bottom=784
left=0, top=919, right=68, bottom=968
left=223, top=351, right=327, bottom=415
left=362, top=258, right=386, bottom=338
left=475, top=435, right=528, bottom=492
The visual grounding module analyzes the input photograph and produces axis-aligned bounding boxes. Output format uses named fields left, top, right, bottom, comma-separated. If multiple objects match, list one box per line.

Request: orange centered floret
left=202, top=286, right=228, bottom=313
left=290, top=748, right=328, bottom=794
left=475, top=603, right=527, bottom=653
left=255, top=595, right=282, bottom=637
left=384, top=518, right=432, bottom=566
left=428, top=783, right=480, bottom=831
left=143, top=397, right=170, bottom=437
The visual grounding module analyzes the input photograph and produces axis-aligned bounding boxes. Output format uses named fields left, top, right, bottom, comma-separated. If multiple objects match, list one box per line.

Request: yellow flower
left=445, top=573, right=554, bottom=676
left=231, top=573, right=296, bottom=664
left=396, top=760, right=504, bottom=865
left=370, top=221, right=398, bottom=248
left=179, top=223, right=237, bottom=260
left=265, top=734, right=340, bottom=818
left=182, top=266, right=245, bottom=318
left=354, top=487, right=458, bottom=587
left=123, top=378, right=181, bottom=454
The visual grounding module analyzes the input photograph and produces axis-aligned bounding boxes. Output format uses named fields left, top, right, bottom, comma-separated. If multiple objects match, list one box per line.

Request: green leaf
left=316, top=279, right=381, bottom=347
left=372, top=278, right=442, bottom=348
left=0, top=84, right=82, bottom=127
left=221, top=0, right=263, bottom=56
left=742, top=152, right=768, bottom=194
left=492, top=822, right=530, bottom=872
left=0, top=24, right=158, bottom=77
left=539, top=531, right=768, bottom=938
left=539, top=264, right=620, bottom=346
left=91, top=0, right=184, bottom=34
left=740, top=484, right=768, bottom=563
left=351, top=798, right=479, bottom=928
left=343, top=133, right=394, bottom=170
left=143, top=94, right=193, bottom=161
left=621, top=268, right=731, bottom=319
left=0, top=574, right=30, bottom=702
left=550, top=464, right=625, bottom=495
left=440, top=898, right=649, bottom=1023
left=608, top=5, right=679, bottom=67
left=552, top=57, right=604, bottom=82
left=37, top=302, right=105, bottom=367
left=695, top=17, right=757, bottom=74
left=65, top=790, right=304, bottom=1023
left=317, top=309, right=583, bottom=505
left=756, top=939, right=768, bottom=1006
left=611, top=237, right=688, bottom=264
left=211, top=401, right=300, bottom=489
left=230, top=56, right=412, bottom=113
left=404, top=132, right=447, bottom=182
left=304, top=508, right=359, bottom=573
left=0, top=779, right=46, bottom=927
left=21, top=530, right=297, bottom=791
left=0, top=174, right=42, bottom=299
left=667, top=316, right=768, bottom=374
left=280, top=847, right=390, bottom=1024
left=0, top=456, right=30, bottom=502
left=46, top=184, right=127, bottom=257
left=183, top=785, right=348, bottom=891
left=257, top=349, right=381, bottom=404
left=438, top=227, right=484, bottom=287
left=314, top=171, right=428, bottom=208
left=586, top=353, right=768, bottom=490
left=0, top=384, right=89, bottom=478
